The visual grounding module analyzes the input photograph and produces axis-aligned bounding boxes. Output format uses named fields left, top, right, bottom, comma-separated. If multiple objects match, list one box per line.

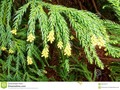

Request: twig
left=91, top=0, right=106, bottom=18
left=78, top=0, right=83, bottom=9
left=100, top=57, right=120, bottom=62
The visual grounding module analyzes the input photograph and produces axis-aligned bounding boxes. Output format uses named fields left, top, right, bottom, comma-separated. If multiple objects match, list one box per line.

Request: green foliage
left=106, top=0, right=120, bottom=20
left=103, top=20, right=120, bottom=44
left=0, top=0, right=120, bottom=81
left=109, top=62, right=120, bottom=81
left=103, top=20, right=120, bottom=58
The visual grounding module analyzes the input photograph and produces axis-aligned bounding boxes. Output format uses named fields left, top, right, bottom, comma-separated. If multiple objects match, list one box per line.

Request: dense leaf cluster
left=0, top=0, right=120, bottom=81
